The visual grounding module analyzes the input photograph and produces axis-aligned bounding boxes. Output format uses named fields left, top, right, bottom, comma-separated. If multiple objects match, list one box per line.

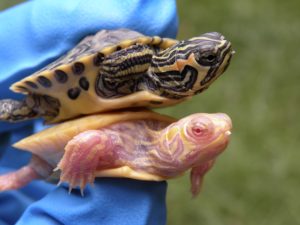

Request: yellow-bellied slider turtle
left=0, top=29, right=234, bottom=123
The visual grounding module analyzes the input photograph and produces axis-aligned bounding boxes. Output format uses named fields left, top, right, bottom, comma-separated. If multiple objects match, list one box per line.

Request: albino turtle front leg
left=190, top=160, right=215, bottom=197
left=55, top=130, right=112, bottom=194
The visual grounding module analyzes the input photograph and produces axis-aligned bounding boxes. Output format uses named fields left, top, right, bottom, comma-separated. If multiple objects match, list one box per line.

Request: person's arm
left=0, top=1, right=178, bottom=225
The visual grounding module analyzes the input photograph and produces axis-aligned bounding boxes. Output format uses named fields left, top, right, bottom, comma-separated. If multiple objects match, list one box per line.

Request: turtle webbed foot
left=55, top=130, right=109, bottom=196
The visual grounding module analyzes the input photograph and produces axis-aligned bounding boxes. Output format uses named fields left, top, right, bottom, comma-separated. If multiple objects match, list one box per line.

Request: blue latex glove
left=0, top=1, right=178, bottom=224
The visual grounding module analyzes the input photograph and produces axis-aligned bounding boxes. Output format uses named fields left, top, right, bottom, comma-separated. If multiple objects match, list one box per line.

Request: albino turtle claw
left=0, top=111, right=232, bottom=196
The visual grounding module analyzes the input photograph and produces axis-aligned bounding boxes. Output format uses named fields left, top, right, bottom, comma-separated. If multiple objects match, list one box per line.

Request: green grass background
left=1, top=1, right=300, bottom=224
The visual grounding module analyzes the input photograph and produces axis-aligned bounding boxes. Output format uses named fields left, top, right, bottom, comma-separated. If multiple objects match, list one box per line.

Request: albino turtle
left=0, top=110, right=232, bottom=197
left=0, top=29, right=234, bottom=123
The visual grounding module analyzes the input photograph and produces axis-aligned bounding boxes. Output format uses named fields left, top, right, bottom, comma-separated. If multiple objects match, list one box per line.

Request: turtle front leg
left=55, top=130, right=112, bottom=195
left=190, top=160, right=215, bottom=197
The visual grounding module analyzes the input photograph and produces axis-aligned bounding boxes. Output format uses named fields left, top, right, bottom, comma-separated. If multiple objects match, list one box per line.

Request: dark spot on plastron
left=79, top=77, right=89, bottom=91
left=54, top=70, right=68, bottom=83
left=72, top=62, right=85, bottom=75
left=25, top=81, right=38, bottom=89
left=149, top=100, right=163, bottom=105
left=93, top=52, right=105, bottom=66
left=37, top=76, right=52, bottom=88
left=67, top=87, right=81, bottom=100
left=116, top=46, right=122, bottom=51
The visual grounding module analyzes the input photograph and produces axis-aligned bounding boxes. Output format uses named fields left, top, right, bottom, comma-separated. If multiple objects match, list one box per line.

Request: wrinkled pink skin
left=0, top=113, right=231, bottom=197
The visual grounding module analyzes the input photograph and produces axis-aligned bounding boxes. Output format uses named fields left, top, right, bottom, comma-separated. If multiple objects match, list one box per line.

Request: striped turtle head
left=150, top=32, right=234, bottom=99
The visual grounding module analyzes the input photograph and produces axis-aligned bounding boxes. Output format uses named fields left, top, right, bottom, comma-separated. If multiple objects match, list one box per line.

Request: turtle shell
left=13, top=109, right=176, bottom=169
left=11, top=29, right=179, bottom=123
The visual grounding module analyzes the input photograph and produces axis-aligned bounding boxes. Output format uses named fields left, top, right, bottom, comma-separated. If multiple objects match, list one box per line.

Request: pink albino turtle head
left=181, top=113, right=232, bottom=164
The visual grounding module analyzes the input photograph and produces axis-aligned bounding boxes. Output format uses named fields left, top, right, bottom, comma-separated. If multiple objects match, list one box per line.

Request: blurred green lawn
left=1, top=1, right=300, bottom=225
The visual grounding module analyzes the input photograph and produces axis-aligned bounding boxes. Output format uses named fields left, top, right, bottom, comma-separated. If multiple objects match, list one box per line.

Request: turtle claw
left=68, top=185, right=73, bottom=194
left=80, top=177, right=88, bottom=193
left=55, top=166, right=93, bottom=195
left=56, top=180, right=62, bottom=187
left=55, top=171, right=88, bottom=196
left=80, top=188, right=85, bottom=197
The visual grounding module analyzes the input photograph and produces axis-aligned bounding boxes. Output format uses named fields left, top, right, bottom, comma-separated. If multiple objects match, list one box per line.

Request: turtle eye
left=185, top=117, right=214, bottom=142
left=203, top=54, right=217, bottom=63
left=191, top=124, right=207, bottom=137
left=195, top=52, right=218, bottom=66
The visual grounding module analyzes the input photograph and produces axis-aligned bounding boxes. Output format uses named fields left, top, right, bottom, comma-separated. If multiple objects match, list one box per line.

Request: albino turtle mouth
left=207, top=129, right=231, bottom=147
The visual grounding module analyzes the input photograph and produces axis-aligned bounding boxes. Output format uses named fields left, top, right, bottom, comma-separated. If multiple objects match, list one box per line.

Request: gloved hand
left=0, top=1, right=178, bottom=224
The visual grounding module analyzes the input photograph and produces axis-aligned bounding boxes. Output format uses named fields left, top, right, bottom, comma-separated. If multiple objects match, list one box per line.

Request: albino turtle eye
left=191, top=125, right=207, bottom=137
left=192, top=126, right=206, bottom=136
left=185, top=117, right=214, bottom=142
